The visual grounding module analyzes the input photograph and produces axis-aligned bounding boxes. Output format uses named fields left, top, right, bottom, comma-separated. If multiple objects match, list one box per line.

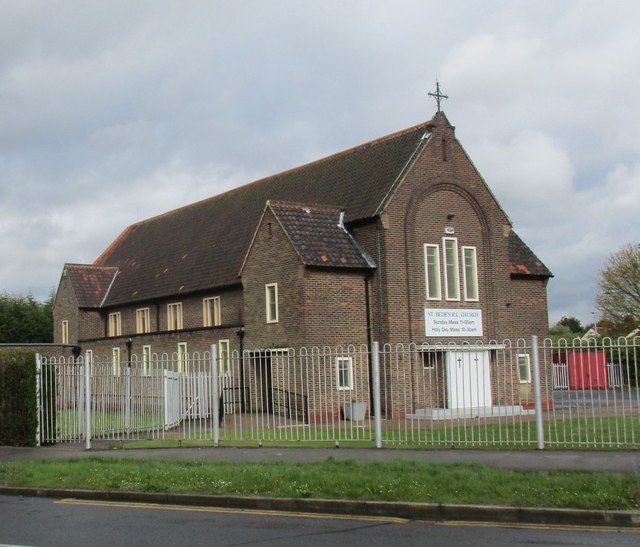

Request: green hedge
left=0, top=349, right=38, bottom=446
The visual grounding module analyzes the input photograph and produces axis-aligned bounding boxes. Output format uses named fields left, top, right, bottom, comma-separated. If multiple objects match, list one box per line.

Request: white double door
left=446, top=350, right=492, bottom=410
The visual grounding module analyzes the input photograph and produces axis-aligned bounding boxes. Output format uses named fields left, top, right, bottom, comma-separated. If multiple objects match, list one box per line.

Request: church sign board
left=425, top=309, right=483, bottom=337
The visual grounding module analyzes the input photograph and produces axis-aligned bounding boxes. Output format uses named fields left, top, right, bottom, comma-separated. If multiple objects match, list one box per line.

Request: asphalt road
left=1, top=495, right=638, bottom=547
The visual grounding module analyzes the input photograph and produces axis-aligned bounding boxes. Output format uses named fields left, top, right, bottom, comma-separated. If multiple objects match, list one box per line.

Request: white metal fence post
left=531, top=335, right=545, bottom=450
left=211, top=344, right=219, bottom=446
left=35, top=353, right=42, bottom=447
left=372, top=341, right=382, bottom=448
left=84, top=351, right=92, bottom=450
left=125, top=366, right=131, bottom=434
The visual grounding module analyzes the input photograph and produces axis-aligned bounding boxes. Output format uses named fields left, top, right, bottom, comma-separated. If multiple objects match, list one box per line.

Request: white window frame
left=108, top=312, right=122, bottom=337
left=265, top=283, right=279, bottom=323
left=421, top=351, right=445, bottom=370
left=424, top=244, right=442, bottom=300
left=218, top=339, right=230, bottom=374
left=178, top=342, right=188, bottom=373
left=136, top=308, right=151, bottom=334
left=112, top=347, right=121, bottom=376
left=517, top=354, right=531, bottom=384
left=142, top=345, right=152, bottom=376
left=203, top=296, right=221, bottom=327
left=336, top=356, right=353, bottom=390
left=61, top=320, right=69, bottom=344
left=167, top=302, right=183, bottom=331
left=443, top=237, right=460, bottom=301
left=461, top=246, right=479, bottom=301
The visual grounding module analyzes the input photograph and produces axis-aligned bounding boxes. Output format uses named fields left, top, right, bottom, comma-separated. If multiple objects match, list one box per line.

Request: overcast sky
left=1, top=1, right=639, bottom=326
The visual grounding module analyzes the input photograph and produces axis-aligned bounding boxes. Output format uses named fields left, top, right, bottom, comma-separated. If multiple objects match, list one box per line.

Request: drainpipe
left=365, top=272, right=375, bottom=414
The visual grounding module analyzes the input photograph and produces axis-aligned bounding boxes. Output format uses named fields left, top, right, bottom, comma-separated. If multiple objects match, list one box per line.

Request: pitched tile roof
left=93, top=120, right=433, bottom=306
left=508, top=231, right=553, bottom=278
left=266, top=201, right=376, bottom=269
left=64, top=264, right=118, bottom=308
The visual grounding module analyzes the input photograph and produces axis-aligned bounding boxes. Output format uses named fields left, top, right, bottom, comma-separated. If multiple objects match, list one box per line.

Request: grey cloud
left=1, top=1, right=639, bottom=328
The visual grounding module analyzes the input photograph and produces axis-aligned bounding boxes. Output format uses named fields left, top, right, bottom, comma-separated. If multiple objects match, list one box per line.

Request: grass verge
left=1, top=457, right=638, bottom=510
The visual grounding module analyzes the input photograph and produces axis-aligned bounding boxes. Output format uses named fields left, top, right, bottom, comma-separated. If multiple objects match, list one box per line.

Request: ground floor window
left=421, top=351, right=445, bottom=370
left=517, top=354, right=531, bottom=383
left=142, top=345, right=152, bottom=376
left=218, top=339, right=230, bottom=373
left=178, top=342, right=188, bottom=373
left=112, top=347, right=121, bottom=376
left=336, top=356, right=353, bottom=390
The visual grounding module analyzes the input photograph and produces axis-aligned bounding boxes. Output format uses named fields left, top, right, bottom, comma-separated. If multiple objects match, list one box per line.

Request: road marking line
left=436, top=520, right=640, bottom=533
left=55, top=498, right=408, bottom=524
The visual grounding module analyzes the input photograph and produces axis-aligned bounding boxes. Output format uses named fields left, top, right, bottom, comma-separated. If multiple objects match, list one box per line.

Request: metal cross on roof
left=428, top=80, right=448, bottom=112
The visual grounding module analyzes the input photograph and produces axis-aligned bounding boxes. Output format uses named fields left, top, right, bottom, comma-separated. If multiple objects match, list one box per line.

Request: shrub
left=0, top=350, right=38, bottom=446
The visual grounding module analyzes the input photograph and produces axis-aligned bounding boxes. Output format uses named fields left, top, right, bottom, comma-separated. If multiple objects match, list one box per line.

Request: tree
left=596, top=243, right=640, bottom=327
left=557, top=316, right=584, bottom=334
left=0, top=292, right=53, bottom=343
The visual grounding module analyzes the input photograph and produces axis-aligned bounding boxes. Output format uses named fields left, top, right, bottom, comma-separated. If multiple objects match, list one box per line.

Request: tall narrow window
left=136, top=308, right=151, bottom=334
left=108, top=312, right=122, bottom=337
left=142, top=345, right=152, bottom=376
left=167, top=303, right=183, bottom=331
left=424, top=244, right=441, bottom=300
left=443, top=237, right=460, bottom=301
left=218, top=339, right=230, bottom=374
left=203, top=296, right=221, bottom=327
left=61, top=320, right=69, bottom=344
left=336, top=356, right=353, bottom=390
left=462, top=246, right=479, bottom=301
left=112, top=347, right=121, bottom=376
left=265, top=283, right=278, bottom=323
left=517, top=354, right=531, bottom=383
left=177, top=342, right=188, bottom=373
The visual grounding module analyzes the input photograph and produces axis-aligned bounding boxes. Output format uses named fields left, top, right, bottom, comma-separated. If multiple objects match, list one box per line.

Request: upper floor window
left=108, top=312, right=122, bottom=337
left=203, top=296, right=221, bottom=327
left=61, top=320, right=69, bottom=344
left=424, top=244, right=442, bottom=300
left=443, top=237, right=460, bottom=301
left=265, top=283, right=279, bottom=323
left=136, top=308, right=151, bottom=334
left=167, top=302, right=183, bottom=331
left=462, top=246, right=479, bottom=301
left=423, top=238, right=479, bottom=303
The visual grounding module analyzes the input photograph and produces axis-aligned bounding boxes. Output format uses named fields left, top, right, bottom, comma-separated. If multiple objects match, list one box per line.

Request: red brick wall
left=53, top=273, right=78, bottom=343
left=241, top=207, right=305, bottom=349
left=365, top=113, right=551, bottom=414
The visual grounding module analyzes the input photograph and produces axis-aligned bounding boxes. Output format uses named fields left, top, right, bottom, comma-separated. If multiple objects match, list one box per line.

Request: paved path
left=1, top=442, right=638, bottom=474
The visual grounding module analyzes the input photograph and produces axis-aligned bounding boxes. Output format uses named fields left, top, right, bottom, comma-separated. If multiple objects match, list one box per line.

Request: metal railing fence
left=36, top=337, right=639, bottom=449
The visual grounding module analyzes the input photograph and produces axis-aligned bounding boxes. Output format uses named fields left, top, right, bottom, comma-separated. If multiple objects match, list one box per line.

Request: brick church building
left=53, top=110, right=553, bottom=418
